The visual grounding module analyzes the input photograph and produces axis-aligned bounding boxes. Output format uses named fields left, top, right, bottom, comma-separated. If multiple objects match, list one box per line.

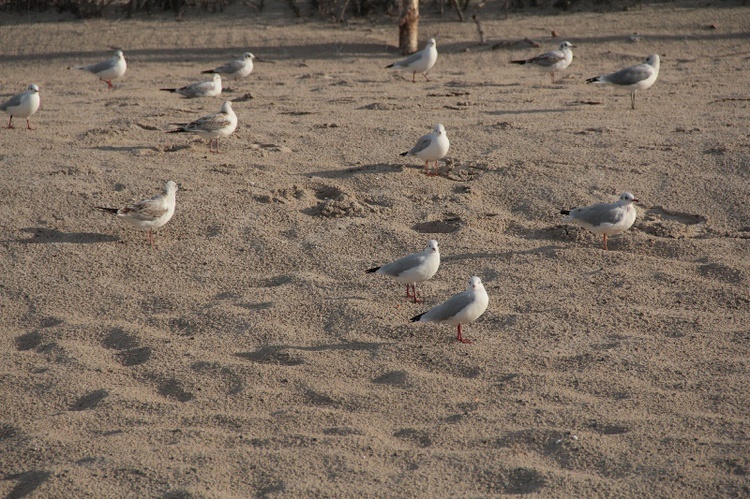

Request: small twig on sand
left=472, top=14, right=486, bottom=44
left=337, top=0, right=350, bottom=21
left=491, top=37, right=541, bottom=51
left=716, top=50, right=750, bottom=58
left=449, top=0, right=464, bottom=21
left=287, top=0, right=300, bottom=17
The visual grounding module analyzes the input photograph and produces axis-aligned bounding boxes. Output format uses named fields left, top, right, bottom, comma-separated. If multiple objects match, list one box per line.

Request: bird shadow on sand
left=91, top=145, right=161, bottom=153
left=12, top=227, right=119, bottom=244
left=236, top=341, right=389, bottom=366
left=308, top=163, right=404, bottom=179
left=485, top=108, right=576, bottom=116
left=441, top=244, right=566, bottom=264
left=3, top=469, right=52, bottom=499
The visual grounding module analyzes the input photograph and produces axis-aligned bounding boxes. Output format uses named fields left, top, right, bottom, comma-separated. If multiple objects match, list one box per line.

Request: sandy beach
left=1, top=2, right=749, bottom=496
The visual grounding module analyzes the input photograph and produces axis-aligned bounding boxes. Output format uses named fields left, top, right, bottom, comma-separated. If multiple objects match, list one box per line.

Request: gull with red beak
left=560, top=192, right=639, bottom=250
left=0, top=84, right=40, bottom=129
left=72, top=50, right=127, bottom=90
left=411, top=276, right=489, bottom=344
left=400, top=123, right=450, bottom=176
left=366, top=240, right=440, bottom=303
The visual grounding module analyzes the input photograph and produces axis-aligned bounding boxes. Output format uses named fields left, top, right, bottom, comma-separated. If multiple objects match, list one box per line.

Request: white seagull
left=161, top=74, right=222, bottom=98
left=0, top=84, right=41, bottom=129
left=511, top=41, right=575, bottom=84
left=411, top=276, right=489, bottom=344
left=202, top=52, right=255, bottom=81
left=400, top=123, right=450, bottom=176
left=366, top=239, right=440, bottom=303
left=586, top=54, right=660, bottom=109
left=386, top=38, right=438, bottom=83
left=166, top=100, right=237, bottom=153
left=72, top=50, right=127, bottom=90
left=97, top=181, right=178, bottom=247
left=560, top=192, right=639, bottom=250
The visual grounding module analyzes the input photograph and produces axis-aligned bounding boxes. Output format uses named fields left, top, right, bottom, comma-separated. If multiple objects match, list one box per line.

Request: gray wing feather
left=214, top=60, right=244, bottom=74
left=422, top=292, right=474, bottom=322
left=529, top=50, right=564, bottom=67
left=122, top=197, right=167, bottom=221
left=395, top=51, right=424, bottom=68
left=80, top=58, right=115, bottom=74
left=187, top=113, right=231, bottom=132
left=409, top=135, right=433, bottom=154
left=379, top=253, right=425, bottom=277
left=0, top=93, right=24, bottom=110
left=605, top=64, right=653, bottom=85
left=570, top=203, right=623, bottom=226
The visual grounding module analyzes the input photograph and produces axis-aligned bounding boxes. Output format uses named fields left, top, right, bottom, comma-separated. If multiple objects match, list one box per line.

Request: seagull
left=400, top=123, right=450, bottom=176
left=166, top=100, right=237, bottom=153
left=511, top=41, right=575, bottom=84
left=386, top=38, right=438, bottom=83
left=160, top=74, right=222, bottom=98
left=586, top=54, right=660, bottom=109
left=366, top=239, right=440, bottom=303
left=202, top=52, right=255, bottom=81
left=411, top=276, right=489, bottom=344
left=0, top=84, right=41, bottom=129
left=72, top=50, right=127, bottom=90
left=96, top=181, right=178, bottom=247
left=560, top=192, right=639, bottom=250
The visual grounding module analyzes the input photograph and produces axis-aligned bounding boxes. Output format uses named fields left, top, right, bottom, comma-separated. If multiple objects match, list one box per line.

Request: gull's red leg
left=456, top=324, right=472, bottom=344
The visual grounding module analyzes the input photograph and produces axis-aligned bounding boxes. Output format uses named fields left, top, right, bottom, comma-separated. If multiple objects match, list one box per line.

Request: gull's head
left=645, top=54, right=660, bottom=69
left=619, top=192, right=639, bottom=204
left=28, top=84, right=40, bottom=93
left=221, top=101, right=233, bottom=113
left=427, top=38, right=437, bottom=47
left=468, top=276, right=482, bottom=290
left=560, top=41, right=575, bottom=49
left=434, top=123, right=446, bottom=135
left=165, top=180, right=178, bottom=194
left=244, top=52, right=255, bottom=60
left=426, top=239, right=439, bottom=253
left=115, top=50, right=124, bottom=59
left=213, top=73, right=222, bottom=82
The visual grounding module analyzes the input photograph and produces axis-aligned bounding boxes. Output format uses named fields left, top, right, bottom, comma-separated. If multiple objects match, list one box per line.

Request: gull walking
left=366, top=240, right=440, bottom=303
left=511, top=41, right=575, bottom=84
left=72, top=50, right=127, bottom=90
left=560, top=192, right=639, bottom=250
left=586, top=54, right=660, bottom=109
left=386, top=38, right=438, bottom=83
left=161, top=74, right=222, bottom=98
left=400, top=123, right=449, bottom=176
left=96, top=181, right=177, bottom=247
left=202, top=52, right=255, bottom=81
left=0, top=84, right=40, bottom=129
left=166, top=101, right=237, bottom=153
left=411, top=276, right=489, bottom=344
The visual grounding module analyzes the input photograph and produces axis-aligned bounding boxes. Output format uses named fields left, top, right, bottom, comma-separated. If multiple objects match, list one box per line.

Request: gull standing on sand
left=511, top=41, right=575, bottom=84
left=161, top=74, right=222, bottom=98
left=586, top=54, right=660, bottom=109
left=366, top=240, right=440, bottom=303
left=386, top=38, right=438, bottom=83
left=72, top=50, right=127, bottom=90
left=96, top=181, right=178, bottom=247
left=202, top=52, right=255, bottom=81
left=166, top=100, right=237, bottom=153
left=0, top=84, right=40, bottom=129
left=401, top=123, right=450, bottom=176
left=560, top=192, right=639, bottom=250
left=411, top=276, right=489, bottom=344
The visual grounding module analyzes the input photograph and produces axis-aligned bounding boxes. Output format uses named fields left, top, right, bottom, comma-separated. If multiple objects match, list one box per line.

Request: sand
left=1, top=2, right=749, bottom=497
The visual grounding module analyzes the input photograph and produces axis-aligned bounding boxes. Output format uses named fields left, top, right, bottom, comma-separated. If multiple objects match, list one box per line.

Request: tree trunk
left=398, top=0, right=419, bottom=55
